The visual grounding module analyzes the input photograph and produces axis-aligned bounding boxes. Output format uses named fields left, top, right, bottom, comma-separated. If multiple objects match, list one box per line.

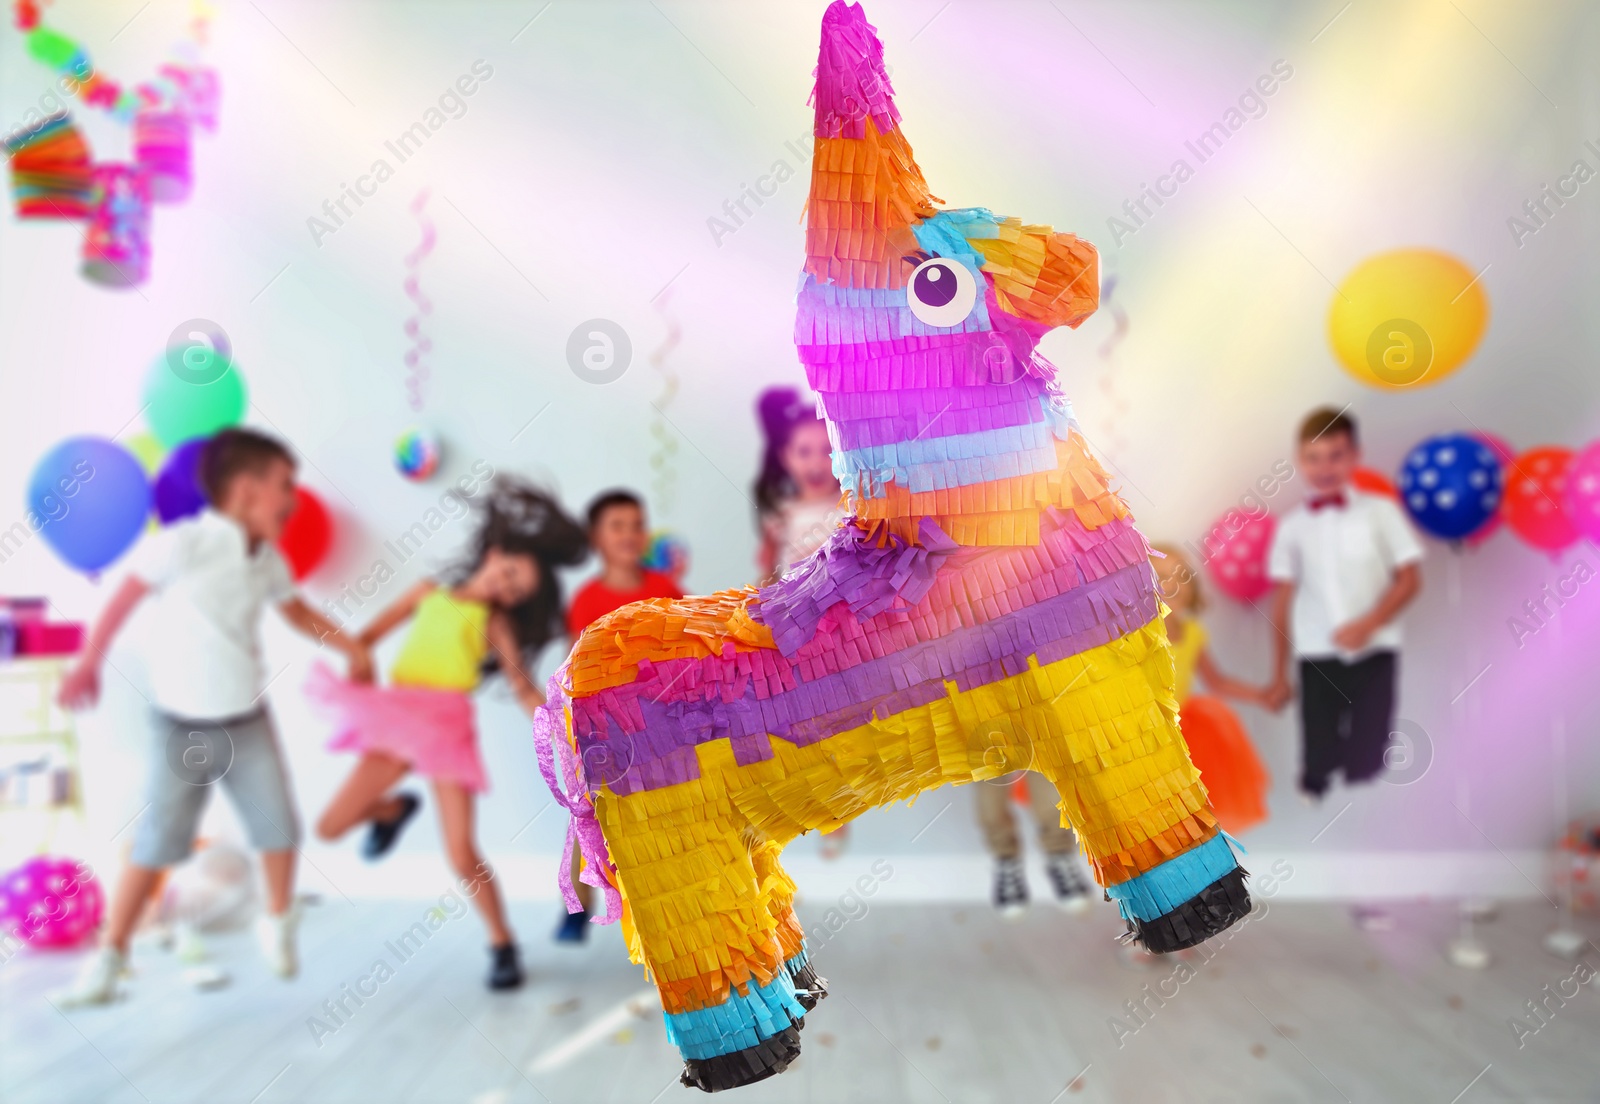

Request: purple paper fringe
left=569, top=513, right=1158, bottom=796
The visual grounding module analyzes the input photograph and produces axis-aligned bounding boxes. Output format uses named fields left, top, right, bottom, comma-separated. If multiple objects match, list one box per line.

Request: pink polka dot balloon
left=1565, top=440, right=1600, bottom=544
left=0, top=856, right=104, bottom=950
left=1203, top=510, right=1277, bottom=603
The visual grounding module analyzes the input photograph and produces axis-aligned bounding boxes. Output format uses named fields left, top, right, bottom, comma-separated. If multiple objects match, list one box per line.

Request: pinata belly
left=564, top=500, right=1201, bottom=880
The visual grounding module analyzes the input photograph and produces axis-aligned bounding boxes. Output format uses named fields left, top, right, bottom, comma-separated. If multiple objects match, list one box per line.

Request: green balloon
left=27, top=28, right=80, bottom=70
left=143, top=350, right=248, bottom=448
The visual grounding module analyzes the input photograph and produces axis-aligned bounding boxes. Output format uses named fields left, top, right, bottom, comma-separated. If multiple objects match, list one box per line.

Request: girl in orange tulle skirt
left=1151, top=544, right=1273, bottom=834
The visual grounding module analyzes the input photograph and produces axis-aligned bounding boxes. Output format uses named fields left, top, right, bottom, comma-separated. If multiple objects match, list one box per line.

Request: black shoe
left=488, top=943, right=525, bottom=990
left=994, top=857, right=1028, bottom=918
left=554, top=908, right=590, bottom=943
left=361, top=792, right=420, bottom=860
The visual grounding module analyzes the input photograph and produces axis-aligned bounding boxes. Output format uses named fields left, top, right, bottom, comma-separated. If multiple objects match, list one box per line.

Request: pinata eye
left=907, top=256, right=977, bottom=327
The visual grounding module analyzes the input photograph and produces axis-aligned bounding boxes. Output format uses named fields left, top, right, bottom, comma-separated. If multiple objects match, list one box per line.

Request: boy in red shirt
left=557, top=490, right=682, bottom=941
left=566, top=490, right=683, bottom=638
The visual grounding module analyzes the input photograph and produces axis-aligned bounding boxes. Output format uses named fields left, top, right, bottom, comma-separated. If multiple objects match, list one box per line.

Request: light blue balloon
left=27, top=437, right=152, bottom=574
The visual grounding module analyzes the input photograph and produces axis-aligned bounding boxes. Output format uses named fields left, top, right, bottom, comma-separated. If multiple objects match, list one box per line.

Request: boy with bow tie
left=1266, top=408, right=1423, bottom=799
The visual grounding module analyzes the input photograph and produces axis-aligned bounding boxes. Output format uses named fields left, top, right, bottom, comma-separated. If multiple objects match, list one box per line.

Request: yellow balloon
left=125, top=431, right=167, bottom=475
left=1328, top=248, right=1488, bottom=390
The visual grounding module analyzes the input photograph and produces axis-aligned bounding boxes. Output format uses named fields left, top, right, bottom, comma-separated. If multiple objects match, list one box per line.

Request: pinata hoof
left=790, top=961, right=829, bottom=1011
left=679, top=1025, right=804, bottom=1093
left=1127, top=867, right=1251, bottom=954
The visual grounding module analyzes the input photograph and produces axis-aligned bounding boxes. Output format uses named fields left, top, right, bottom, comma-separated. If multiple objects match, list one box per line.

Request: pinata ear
left=806, top=2, right=940, bottom=291
left=811, top=1, right=899, bottom=141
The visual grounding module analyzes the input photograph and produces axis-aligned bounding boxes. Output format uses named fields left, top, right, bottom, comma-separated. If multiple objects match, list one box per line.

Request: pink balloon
left=1202, top=510, right=1277, bottom=603
left=0, top=856, right=104, bottom=950
left=1464, top=430, right=1515, bottom=546
left=1565, top=439, right=1600, bottom=544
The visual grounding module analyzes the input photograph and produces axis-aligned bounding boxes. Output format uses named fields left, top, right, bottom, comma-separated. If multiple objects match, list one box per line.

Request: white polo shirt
left=125, top=510, right=296, bottom=720
left=1267, top=489, right=1423, bottom=662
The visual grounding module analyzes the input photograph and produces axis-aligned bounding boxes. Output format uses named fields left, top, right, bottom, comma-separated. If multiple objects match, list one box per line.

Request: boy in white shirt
left=1266, top=408, right=1423, bottom=799
left=57, top=429, right=370, bottom=1003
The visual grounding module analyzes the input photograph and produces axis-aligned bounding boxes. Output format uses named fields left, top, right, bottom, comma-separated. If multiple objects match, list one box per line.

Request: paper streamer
left=648, top=289, right=683, bottom=516
left=401, top=189, right=436, bottom=413
left=11, top=0, right=216, bottom=124
left=1094, top=273, right=1132, bottom=459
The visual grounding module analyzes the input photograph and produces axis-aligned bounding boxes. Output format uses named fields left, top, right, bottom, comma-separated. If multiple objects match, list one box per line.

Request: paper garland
left=2, top=112, right=92, bottom=217
left=12, top=0, right=216, bottom=125
left=5, top=1, right=219, bottom=287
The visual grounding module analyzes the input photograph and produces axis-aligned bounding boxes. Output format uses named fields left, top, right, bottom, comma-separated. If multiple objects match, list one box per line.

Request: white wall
left=2, top=1, right=1598, bottom=900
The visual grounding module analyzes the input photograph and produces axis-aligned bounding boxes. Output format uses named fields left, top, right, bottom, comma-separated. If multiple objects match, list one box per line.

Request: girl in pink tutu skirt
left=312, top=479, right=587, bottom=990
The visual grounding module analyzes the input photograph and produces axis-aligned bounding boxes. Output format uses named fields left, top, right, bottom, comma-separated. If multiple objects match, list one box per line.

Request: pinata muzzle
left=908, top=217, right=1101, bottom=386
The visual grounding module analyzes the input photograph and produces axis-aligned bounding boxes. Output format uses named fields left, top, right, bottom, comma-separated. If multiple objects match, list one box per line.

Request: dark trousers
left=1298, top=651, right=1397, bottom=796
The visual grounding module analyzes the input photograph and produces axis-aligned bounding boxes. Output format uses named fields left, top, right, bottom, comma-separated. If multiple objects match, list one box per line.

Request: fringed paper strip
left=810, top=0, right=900, bottom=140
left=3, top=111, right=93, bottom=218
left=80, top=164, right=151, bottom=287
left=968, top=217, right=1100, bottom=330
left=532, top=664, right=622, bottom=922
left=133, top=111, right=192, bottom=203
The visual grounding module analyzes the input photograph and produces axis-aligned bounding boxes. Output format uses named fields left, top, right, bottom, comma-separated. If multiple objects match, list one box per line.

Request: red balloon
left=1350, top=467, right=1397, bottom=498
left=1202, top=510, right=1276, bottom=602
left=278, top=487, right=332, bottom=580
left=1463, top=431, right=1515, bottom=546
left=1504, top=447, right=1579, bottom=554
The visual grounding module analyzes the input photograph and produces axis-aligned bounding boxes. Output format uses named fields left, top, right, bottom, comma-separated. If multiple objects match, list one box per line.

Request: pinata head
left=799, top=2, right=1102, bottom=544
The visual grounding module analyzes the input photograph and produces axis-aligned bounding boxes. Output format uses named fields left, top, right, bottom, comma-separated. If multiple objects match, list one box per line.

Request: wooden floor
left=2, top=895, right=1597, bottom=1103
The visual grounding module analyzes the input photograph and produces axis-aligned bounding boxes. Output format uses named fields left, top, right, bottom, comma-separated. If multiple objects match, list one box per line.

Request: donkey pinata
left=535, top=2, right=1250, bottom=1090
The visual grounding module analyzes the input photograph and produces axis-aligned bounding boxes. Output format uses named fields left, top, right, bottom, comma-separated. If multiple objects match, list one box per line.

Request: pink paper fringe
left=533, top=663, right=623, bottom=923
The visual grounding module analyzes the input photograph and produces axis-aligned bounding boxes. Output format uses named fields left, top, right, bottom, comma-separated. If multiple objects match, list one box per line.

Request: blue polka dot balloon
left=1397, top=432, right=1504, bottom=540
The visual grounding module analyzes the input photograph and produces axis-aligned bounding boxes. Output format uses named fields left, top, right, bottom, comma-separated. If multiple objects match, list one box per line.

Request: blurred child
left=56, top=429, right=370, bottom=1004
left=1267, top=408, right=1422, bottom=800
left=754, top=387, right=843, bottom=584
left=559, top=488, right=682, bottom=940
left=566, top=490, right=682, bottom=642
left=312, top=479, right=587, bottom=989
left=977, top=774, right=1093, bottom=918
left=753, top=388, right=850, bottom=856
left=1151, top=543, right=1273, bottom=834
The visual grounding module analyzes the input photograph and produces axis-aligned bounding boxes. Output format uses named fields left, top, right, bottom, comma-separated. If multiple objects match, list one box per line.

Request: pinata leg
left=602, top=796, right=813, bottom=1093
left=1026, top=631, right=1252, bottom=953
left=751, top=841, right=828, bottom=1011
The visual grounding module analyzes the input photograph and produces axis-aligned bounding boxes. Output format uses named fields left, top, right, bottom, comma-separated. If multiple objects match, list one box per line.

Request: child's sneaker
left=55, top=946, right=126, bottom=1007
left=1045, top=852, right=1093, bottom=914
left=554, top=908, right=590, bottom=943
left=993, top=857, right=1028, bottom=919
left=256, top=908, right=299, bottom=978
left=362, top=792, right=421, bottom=860
left=488, top=943, right=525, bottom=990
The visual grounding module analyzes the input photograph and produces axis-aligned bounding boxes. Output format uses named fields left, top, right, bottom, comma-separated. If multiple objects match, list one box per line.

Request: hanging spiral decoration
left=401, top=189, right=436, bottom=412
left=647, top=289, right=683, bottom=516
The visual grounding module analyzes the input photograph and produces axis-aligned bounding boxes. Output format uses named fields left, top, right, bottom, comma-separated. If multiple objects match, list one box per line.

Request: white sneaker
left=55, top=946, right=126, bottom=1007
left=256, top=908, right=299, bottom=979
